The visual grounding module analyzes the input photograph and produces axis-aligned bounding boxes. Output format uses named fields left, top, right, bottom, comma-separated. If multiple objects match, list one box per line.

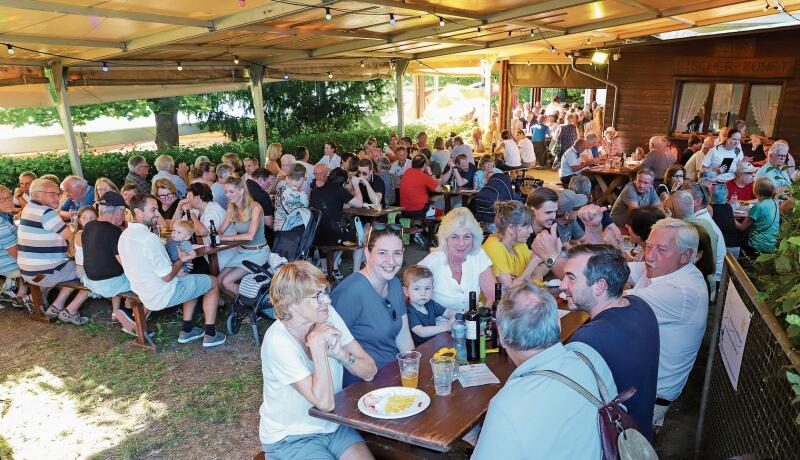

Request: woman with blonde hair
left=152, top=178, right=180, bottom=226
left=259, top=261, right=376, bottom=458
left=419, top=208, right=496, bottom=311
left=266, top=143, right=282, bottom=176
left=217, top=176, right=267, bottom=297
left=482, top=201, right=548, bottom=289
left=94, top=177, right=119, bottom=202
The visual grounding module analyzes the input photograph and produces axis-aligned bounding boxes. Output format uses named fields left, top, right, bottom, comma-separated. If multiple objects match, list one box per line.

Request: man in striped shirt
left=17, top=178, right=90, bottom=325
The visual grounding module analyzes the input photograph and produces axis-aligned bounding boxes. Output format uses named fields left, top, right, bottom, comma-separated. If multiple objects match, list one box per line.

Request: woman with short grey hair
left=419, top=208, right=496, bottom=311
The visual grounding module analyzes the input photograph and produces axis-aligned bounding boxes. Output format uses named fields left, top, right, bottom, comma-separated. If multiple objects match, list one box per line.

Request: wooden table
left=344, top=205, right=403, bottom=220
left=434, top=188, right=479, bottom=214
left=582, top=166, right=636, bottom=205
left=308, top=309, right=589, bottom=453
left=195, top=241, right=242, bottom=275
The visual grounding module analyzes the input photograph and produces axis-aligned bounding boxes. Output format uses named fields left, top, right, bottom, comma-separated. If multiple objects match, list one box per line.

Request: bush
left=0, top=122, right=473, bottom=188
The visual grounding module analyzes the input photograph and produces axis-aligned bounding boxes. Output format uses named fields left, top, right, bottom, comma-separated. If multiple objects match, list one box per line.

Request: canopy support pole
left=249, top=64, right=267, bottom=165
left=394, top=60, right=409, bottom=137
left=498, top=59, right=511, bottom=132
left=46, top=62, right=83, bottom=177
left=481, top=56, right=497, bottom=132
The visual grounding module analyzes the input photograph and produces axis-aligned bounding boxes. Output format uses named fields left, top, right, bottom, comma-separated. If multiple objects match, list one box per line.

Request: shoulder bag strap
left=516, top=368, right=604, bottom=408
left=572, top=351, right=612, bottom=404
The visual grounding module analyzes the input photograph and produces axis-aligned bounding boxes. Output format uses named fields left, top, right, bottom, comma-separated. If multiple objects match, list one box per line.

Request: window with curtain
left=673, top=83, right=709, bottom=133
left=671, top=80, right=783, bottom=138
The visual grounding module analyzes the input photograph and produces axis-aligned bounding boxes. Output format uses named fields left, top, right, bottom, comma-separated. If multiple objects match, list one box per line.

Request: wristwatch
left=544, top=255, right=557, bottom=268
left=337, top=352, right=356, bottom=367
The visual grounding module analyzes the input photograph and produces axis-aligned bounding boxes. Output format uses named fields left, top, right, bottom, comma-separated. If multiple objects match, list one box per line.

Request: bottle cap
left=455, top=312, right=464, bottom=320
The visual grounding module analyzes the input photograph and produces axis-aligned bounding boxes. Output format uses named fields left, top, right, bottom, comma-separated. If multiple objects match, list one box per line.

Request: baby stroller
left=226, top=207, right=321, bottom=345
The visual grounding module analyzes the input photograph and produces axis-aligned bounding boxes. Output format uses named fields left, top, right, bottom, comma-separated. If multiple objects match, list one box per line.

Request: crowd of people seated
left=0, top=98, right=795, bottom=458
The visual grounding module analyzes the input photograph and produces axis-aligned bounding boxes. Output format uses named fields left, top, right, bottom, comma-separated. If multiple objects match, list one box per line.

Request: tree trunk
left=150, top=97, right=180, bottom=151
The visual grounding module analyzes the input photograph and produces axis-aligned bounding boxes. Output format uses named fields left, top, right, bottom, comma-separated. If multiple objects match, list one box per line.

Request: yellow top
left=482, top=234, right=533, bottom=279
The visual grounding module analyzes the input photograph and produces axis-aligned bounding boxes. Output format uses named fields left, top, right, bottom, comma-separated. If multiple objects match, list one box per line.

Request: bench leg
left=324, top=251, right=336, bottom=285
left=28, top=284, right=53, bottom=324
left=130, top=300, right=158, bottom=353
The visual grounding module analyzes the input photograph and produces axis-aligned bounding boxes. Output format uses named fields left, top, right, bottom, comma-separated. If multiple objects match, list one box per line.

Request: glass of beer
left=396, top=351, right=421, bottom=388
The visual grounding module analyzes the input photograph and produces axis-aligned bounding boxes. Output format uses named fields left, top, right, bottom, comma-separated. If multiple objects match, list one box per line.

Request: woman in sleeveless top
left=218, top=176, right=268, bottom=297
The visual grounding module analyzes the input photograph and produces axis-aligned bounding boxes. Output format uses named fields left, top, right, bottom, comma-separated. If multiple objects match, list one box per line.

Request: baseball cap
left=98, top=191, right=126, bottom=207
left=736, top=162, right=757, bottom=174
left=557, top=189, right=589, bottom=213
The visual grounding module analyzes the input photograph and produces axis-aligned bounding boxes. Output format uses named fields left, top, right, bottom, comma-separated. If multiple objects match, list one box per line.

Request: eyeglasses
left=0, top=196, right=12, bottom=203
left=158, top=193, right=175, bottom=200
left=306, top=287, right=331, bottom=303
left=384, top=299, right=398, bottom=321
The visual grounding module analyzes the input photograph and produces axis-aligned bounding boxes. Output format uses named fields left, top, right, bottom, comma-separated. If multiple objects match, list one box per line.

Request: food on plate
left=384, top=395, right=417, bottom=414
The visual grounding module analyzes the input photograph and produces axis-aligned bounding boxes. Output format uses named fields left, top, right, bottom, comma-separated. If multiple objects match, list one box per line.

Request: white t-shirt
left=317, top=154, right=342, bottom=170
left=685, top=151, right=705, bottom=182
left=389, top=159, right=412, bottom=178
left=559, top=147, right=582, bottom=178
left=258, top=306, right=354, bottom=445
left=702, top=145, right=743, bottom=173
left=298, top=161, right=315, bottom=190
left=118, top=222, right=176, bottom=310
left=419, top=248, right=493, bottom=312
left=503, top=139, right=521, bottom=167
left=518, top=138, right=535, bottom=164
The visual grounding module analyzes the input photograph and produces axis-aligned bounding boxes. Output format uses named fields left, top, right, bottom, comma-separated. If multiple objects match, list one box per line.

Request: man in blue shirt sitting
left=562, top=243, right=660, bottom=441
left=58, top=176, right=94, bottom=221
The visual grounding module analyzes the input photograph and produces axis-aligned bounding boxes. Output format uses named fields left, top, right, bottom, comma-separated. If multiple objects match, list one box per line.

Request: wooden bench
left=28, top=280, right=159, bottom=353
left=314, top=244, right=363, bottom=285
left=398, top=214, right=441, bottom=248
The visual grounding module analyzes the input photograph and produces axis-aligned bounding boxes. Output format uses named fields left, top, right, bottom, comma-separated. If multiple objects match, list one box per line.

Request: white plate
left=357, top=387, right=430, bottom=419
left=544, top=279, right=561, bottom=288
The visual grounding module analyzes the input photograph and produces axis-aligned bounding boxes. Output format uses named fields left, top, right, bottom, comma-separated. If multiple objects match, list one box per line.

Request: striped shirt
left=0, top=214, right=18, bottom=275
left=17, top=200, right=69, bottom=276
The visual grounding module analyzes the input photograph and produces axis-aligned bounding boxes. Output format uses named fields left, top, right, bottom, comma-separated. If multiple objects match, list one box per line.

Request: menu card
left=457, top=363, right=500, bottom=387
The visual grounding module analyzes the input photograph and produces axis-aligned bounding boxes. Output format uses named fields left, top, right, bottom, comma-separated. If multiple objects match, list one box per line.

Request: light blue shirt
left=472, top=342, right=616, bottom=460
left=152, top=170, right=187, bottom=198
left=755, top=163, right=792, bottom=189
left=559, top=147, right=581, bottom=178
left=211, top=182, right=228, bottom=210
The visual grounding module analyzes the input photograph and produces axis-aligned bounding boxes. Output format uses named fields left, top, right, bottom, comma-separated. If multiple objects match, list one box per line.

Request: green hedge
left=0, top=122, right=472, bottom=188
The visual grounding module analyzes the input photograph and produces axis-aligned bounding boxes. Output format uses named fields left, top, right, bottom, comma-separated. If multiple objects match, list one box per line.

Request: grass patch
left=0, top=434, right=12, bottom=460
left=170, top=369, right=261, bottom=424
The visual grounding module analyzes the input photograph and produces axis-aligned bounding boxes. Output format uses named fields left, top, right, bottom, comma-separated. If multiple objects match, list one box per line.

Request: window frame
left=670, top=77, right=787, bottom=138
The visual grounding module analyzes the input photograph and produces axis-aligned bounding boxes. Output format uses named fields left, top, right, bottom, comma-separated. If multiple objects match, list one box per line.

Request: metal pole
left=46, top=62, right=83, bottom=177
left=249, top=65, right=267, bottom=165
left=569, top=55, right=618, bottom=127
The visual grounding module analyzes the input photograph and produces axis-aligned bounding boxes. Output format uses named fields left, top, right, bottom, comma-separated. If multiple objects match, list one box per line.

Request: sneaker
left=332, top=268, right=343, bottom=281
left=122, top=328, right=155, bottom=339
left=45, top=305, right=64, bottom=320
left=203, top=331, right=227, bottom=348
left=0, top=288, right=15, bottom=299
left=177, top=327, right=204, bottom=344
left=117, top=309, right=136, bottom=332
left=58, top=309, right=89, bottom=326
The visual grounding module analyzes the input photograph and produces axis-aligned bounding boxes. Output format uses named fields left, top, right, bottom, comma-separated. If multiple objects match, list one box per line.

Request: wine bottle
left=492, top=282, right=506, bottom=355
left=465, top=292, right=479, bottom=362
left=209, top=219, right=220, bottom=247
left=478, top=306, right=492, bottom=360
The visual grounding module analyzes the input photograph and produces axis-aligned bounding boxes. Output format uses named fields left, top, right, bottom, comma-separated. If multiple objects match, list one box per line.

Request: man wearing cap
left=726, top=162, right=757, bottom=201
left=599, top=127, right=622, bottom=157
left=610, top=168, right=662, bottom=227
left=555, top=189, right=588, bottom=243
left=81, top=192, right=136, bottom=335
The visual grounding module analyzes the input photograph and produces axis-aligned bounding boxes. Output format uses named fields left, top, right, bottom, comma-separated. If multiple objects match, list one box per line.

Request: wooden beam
left=0, top=0, right=214, bottom=28
left=46, top=62, right=82, bottom=177
left=0, top=33, right=125, bottom=50
left=613, top=0, right=661, bottom=16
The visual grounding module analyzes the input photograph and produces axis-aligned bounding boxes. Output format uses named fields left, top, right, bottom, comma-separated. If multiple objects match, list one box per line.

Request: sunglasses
left=358, top=171, right=371, bottom=177
left=384, top=299, right=398, bottom=321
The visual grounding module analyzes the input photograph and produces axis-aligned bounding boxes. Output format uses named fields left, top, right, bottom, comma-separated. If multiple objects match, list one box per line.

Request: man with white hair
left=151, top=154, right=188, bottom=198
left=640, top=136, right=674, bottom=187
left=17, top=178, right=90, bottom=325
left=125, top=155, right=150, bottom=196
left=473, top=282, right=617, bottom=459
left=58, top=175, right=95, bottom=221
left=626, top=218, right=708, bottom=429
left=688, top=184, right=725, bottom=283
left=756, top=141, right=794, bottom=192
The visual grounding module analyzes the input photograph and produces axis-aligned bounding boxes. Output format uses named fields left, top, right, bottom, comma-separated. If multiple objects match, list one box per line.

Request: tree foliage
left=0, top=100, right=152, bottom=127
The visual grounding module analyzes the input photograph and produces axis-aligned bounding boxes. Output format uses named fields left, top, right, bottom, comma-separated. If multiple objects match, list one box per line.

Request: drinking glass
left=430, top=356, right=455, bottom=396
left=397, top=351, right=421, bottom=388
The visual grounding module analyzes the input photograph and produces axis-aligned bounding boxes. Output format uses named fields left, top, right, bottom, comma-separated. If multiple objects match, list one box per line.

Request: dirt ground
left=0, top=220, right=703, bottom=460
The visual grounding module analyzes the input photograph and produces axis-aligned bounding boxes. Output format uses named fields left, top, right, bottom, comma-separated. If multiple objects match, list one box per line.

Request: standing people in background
left=0, top=185, right=28, bottom=309
left=332, top=225, right=414, bottom=386
left=450, top=136, right=474, bottom=164
left=562, top=244, right=659, bottom=441
left=419, top=208, right=496, bottom=312
left=119, top=194, right=226, bottom=347
left=430, top=137, right=450, bottom=175
left=610, top=168, right=661, bottom=227
left=530, top=115, right=550, bottom=167
left=265, top=143, right=282, bottom=176
left=584, top=106, right=604, bottom=140
left=516, top=129, right=535, bottom=167
left=544, top=95, right=562, bottom=116
left=686, top=137, right=715, bottom=182
left=152, top=155, right=188, bottom=198
left=213, top=164, right=234, bottom=210
left=17, top=178, right=90, bottom=325
left=317, top=141, right=342, bottom=169
left=641, top=136, right=676, bottom=188
left=681, top=135, right=703, bottom=165
left=242, top=157, right=260, bottom=182
left=259, top=261, right=376, bottom=460
left=472, top=282, right=617, bottom=459
left=58, top=176, right=95, bottom=221
left=703, top=129, right=744, bottom=175
left=626, top=218, right=707, bottom=429
left=125, top=156, right=150, bottom=196
left=555, top=113, right=579, bottom=162
left=736, top=177, right=781, bottom=259
left=13, top=171, right=36, bottom=215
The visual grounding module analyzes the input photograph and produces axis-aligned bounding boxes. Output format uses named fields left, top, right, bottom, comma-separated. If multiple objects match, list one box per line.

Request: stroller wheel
left=227, top=313, right=241, bottom=335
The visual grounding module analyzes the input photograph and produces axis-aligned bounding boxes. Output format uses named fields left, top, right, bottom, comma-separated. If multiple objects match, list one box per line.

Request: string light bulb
left=233, top=55, right=240, bottom=64
left=325, top=7, right=332, bottom=20
left=283, top=70, right=289, bottom=80
left=101, top=62, right=109, bottom=72
left=438, top=16, right=445, bottom=27
left=176, top=62, right=183, bottom=71
left=764, top=0, right=771, bottom=10
left=328, top=70, right=333, bottom=79
left=530, top=29, right=536, bottom=38
left=550, top=46, right=557, bottom=54
left=476, top=27, right=482, bottom=34
left=5, top=44, right=13, bottom=55
left=508, top=31, right=512, bottom=38
left=360, top=60, right=365, bottom=67
left=389, top=13, right=396, bottom=25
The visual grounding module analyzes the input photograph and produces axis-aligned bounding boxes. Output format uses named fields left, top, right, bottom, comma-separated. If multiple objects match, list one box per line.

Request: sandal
left=58, top=309, right=88, bottom=326
left=45, top=304, right=64, bottom=320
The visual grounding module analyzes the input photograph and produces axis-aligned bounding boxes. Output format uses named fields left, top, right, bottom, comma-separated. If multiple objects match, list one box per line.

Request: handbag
left=518, top=351, right=658, bottom=460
